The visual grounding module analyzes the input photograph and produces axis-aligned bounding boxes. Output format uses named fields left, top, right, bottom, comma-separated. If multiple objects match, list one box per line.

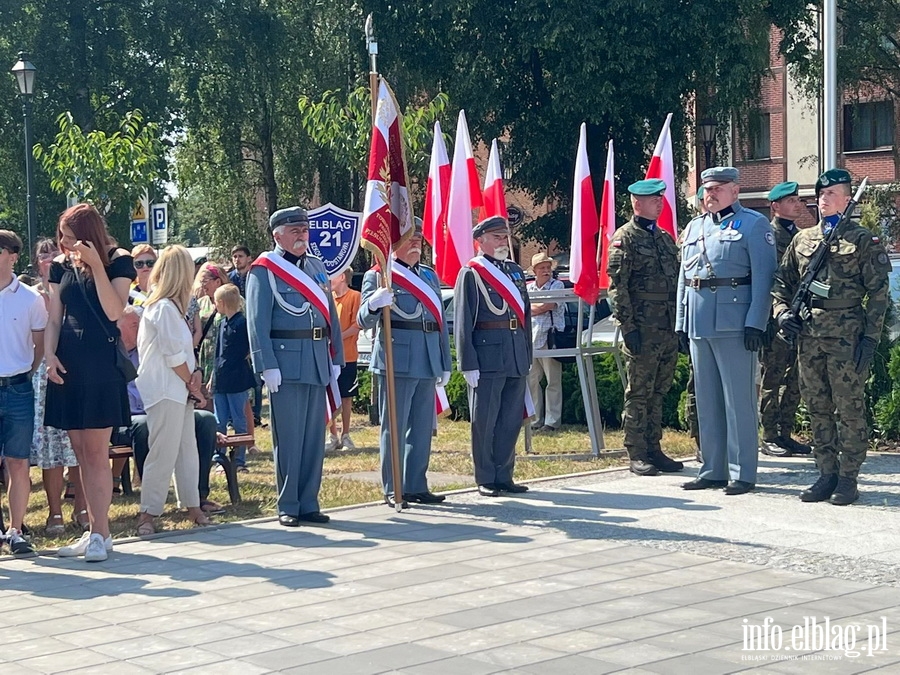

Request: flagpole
left=366, top=16, right=404, bottom=513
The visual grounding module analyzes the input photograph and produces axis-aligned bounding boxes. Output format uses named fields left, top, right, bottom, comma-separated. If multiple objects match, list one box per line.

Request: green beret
left=628, top=179, right=666, bottom=196
left=815, top=168, right=851, bottom=195
left=269, top=206, right=309, bottom=232
left=768, top=181, right=799, bottom=202
left=472, top=216, right=509, bottom=238
left=697, top=186, right=705, bottom=199
left=700, top=166, right=739, bottom=185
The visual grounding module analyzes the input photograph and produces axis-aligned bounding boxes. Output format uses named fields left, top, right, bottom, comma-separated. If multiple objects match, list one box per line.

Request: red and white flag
left=570, top=123, right=601, bottom=304
left=645, top=113, right=678, bottom=239
left=481, top=138, right=508, bottom=220
left=440, top=110, right=482, bottom=287
left=597, top=139, right=616, bottom=291
left=423, top=121, right=451, bottom=275
left=360, top=78, right=414, bottom=273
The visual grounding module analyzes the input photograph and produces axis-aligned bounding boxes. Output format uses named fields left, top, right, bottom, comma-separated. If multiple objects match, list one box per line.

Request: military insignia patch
left=764, top=231, right=775, bottom=246
left=878, top=252, right=889, bottom=265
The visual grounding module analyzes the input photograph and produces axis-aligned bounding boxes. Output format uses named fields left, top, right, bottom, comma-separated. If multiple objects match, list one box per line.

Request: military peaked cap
left=269, top=206, right=309, bottom=232
left=473, top=215, right=510, bottom=238
left=700, top=166, right=740, bottom=185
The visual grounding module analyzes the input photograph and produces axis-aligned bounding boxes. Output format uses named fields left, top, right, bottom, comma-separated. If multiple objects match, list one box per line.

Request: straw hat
left=528, top=251, right=558, bottom=274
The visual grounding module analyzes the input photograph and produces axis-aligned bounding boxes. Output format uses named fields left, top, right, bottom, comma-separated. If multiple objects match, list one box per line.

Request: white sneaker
left=325, top=434, right=340, bottom=452
left=84, top=533, right=111, bottom=562
left=341, top=434, right=357, bottom=451
left=58, top=531, right=113, bottom=558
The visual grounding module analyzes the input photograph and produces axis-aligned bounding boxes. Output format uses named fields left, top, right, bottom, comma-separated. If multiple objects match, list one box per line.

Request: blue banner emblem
left=306, top=203, right=363, bottom=279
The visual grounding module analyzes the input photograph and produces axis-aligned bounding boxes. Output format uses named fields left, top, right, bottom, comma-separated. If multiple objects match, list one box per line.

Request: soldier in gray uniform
left=246, top=207, right=343, bottom=526
left=606, top=178, right=683, bottom=477
left=359, top=219, right=452, bottom=507
left=677, top=167, right=777, bottom=495
left=454, top=216, right=532, bottom=497
left=759, top=182, right=810, bottom=457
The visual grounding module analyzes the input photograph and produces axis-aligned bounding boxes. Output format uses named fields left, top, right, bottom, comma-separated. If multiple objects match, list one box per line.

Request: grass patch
left=15, top=414, right=695, bottom=550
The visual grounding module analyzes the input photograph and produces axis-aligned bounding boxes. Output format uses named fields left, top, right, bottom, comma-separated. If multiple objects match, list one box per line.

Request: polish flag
left=441, top=110, right=483, bottom=286
left=597, top=138, right=616, bottom=291
left=481, top=138, right=508, bottom=219
left=570, top=123, right=601, bottom=304
left=645, top=113, right=678, bottom=239
left=423, top=121, right=451, bottom=275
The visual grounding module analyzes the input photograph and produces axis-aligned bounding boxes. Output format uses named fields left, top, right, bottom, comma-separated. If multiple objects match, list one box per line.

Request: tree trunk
left=69, top=1, right=94, bottom=131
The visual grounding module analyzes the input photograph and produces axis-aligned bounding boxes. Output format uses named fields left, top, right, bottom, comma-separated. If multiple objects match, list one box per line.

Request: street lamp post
left=699, top=117, right=718, bottom=169
left=11, top=52, right=37, bottom=260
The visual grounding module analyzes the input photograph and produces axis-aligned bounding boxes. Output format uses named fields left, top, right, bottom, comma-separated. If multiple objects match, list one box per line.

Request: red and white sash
left=391, top=261, right=443, bottom=328
left=466, top=256, right=526, bottom=325
left=252, top=251, right=341, bottom=420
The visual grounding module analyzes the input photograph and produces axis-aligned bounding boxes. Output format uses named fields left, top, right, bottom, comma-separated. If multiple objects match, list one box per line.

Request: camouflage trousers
left=622, top=328, right=679, bottom=460
left=797, top=336, right=869, bottom=478
left=758, top=334, right=801, bottom=439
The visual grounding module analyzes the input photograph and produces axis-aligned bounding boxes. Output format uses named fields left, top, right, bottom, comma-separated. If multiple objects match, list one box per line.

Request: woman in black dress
left=44, top=204, right=135, bottom=562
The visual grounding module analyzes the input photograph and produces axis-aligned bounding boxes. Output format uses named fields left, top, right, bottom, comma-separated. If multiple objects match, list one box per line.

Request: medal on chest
left=718, top=219, right=742, bottom=241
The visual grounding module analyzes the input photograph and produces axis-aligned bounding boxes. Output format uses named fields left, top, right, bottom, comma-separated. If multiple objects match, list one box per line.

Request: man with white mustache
left=359, top=218, right=451, bottom=508
left=246, top=207, right=343, bottom=527
left=454, top=216, right=532, bottom=497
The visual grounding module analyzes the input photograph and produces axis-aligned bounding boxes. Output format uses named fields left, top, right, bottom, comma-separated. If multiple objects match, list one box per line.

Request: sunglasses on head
left=134, top=259, right=156, bottom=270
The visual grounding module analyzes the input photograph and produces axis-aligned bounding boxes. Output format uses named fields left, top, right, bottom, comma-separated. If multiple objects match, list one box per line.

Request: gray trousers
left=270, top=382, right=326, bottom=516
left=377, top=374, right=435, bottom=496
left=690, top=336, right=759, bottom=483
left=469, top=375, right=526, bottom=486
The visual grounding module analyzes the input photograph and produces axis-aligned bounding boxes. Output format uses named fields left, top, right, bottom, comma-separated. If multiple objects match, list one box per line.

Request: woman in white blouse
left=136, top=245, right=212, bottom=535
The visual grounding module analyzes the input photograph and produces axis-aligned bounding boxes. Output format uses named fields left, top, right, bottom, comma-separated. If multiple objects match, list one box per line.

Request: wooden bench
left=214, top=433, right=255, bottom=505
left=109, top=444, right=135, bottom=496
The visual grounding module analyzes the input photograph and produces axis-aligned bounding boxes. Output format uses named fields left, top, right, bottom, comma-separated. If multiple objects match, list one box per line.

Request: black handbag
left=75, top=266, right=138, bottom=383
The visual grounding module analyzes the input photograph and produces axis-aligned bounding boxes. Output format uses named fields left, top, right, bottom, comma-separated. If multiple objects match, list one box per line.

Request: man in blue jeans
left=0, top=230, right=48, bottom=555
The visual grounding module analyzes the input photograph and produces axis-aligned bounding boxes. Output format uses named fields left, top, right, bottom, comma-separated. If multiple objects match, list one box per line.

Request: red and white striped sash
left=466, top=257, right=526, bottom=325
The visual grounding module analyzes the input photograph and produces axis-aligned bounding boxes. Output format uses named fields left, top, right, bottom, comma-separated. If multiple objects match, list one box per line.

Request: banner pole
left=366, top=16, right=404, bottom=512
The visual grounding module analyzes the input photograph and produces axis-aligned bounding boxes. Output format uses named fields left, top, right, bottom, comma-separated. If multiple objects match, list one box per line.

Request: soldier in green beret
left=607, top=179, right=683, bottom=476
left=759, top=182, right=811, bottom=457
left=772, top=169, right=891, bottom=505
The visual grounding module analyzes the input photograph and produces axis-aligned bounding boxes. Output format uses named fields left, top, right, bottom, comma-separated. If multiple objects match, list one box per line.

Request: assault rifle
left=780, top=176, right=868, bottom=347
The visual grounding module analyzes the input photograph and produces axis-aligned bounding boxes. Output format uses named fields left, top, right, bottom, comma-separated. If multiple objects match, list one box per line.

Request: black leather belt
left=633, top=292, right=676, bottom=301
left=810, top=298, right=860, bottom=310
left=0, top=372, right=29, bottom=387
left=270, top=328, right=324, bottom=340
left=392, top=320, right=440, bottom=333
left=475, top=319, right=519, bottom=331
left=687, top=275, right=752, bottom=290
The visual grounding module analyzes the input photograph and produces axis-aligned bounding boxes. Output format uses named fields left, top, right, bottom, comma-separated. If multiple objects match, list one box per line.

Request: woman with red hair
left=44, top=204, right=135, bottom=562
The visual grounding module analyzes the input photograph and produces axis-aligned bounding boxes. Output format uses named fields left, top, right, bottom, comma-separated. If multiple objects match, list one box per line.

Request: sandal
left=248, top=445, right=261, bottom=455
left=137, top=518, right=156, bottom=536
left=112, top=477, right=122, bottom=495
left=200, top=500, right=225, bottom=515
left=46, top=514, right=65, bottom=536
left=72, top=510, right=90, bottom=532
left=193, top=515, right=212, bottom=527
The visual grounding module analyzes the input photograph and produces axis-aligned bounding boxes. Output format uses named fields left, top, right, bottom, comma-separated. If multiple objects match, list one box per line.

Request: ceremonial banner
left=645, top=113, right=678, bottom=239
left=360, top=79, right=414, bottom=274
left=423, top=121, right=451, bottom=276
left=307, top=203, right=363, bottom=280
left=570, top=123, right=601, bottom=303
left=442, top=110, right=482, bottom=287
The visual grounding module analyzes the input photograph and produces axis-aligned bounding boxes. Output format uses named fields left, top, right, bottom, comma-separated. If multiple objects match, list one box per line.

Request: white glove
left=332, top=364, right=342, bottom=380
left=368, top=287, right=394, bottom=310
left=437, top=371, right=451, bottom=387
left=463, top=370, right=480, bottom=389
left=262, top=368, right=282, bottom=394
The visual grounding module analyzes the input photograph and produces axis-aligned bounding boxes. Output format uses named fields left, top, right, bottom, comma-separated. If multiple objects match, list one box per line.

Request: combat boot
left=799, top=473, right=838, bottom=502
left=629, top=459, right=660, bottom=476
left=760, top=437, right=792, bottom=457
left=780, top=436, right=812, bottom=455
left=647, top=449, right=684, bottom=473
left=829, top=476, right=859, bottom=506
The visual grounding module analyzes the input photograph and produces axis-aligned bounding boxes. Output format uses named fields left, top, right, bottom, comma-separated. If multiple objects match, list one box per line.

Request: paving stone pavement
left=3, top=454, right=900, bottom=673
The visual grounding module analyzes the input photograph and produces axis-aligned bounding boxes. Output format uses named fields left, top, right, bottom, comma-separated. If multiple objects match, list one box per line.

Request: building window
left=843, top=101, right=893, bottom=151
left=747, top=113, right=771, bottom=160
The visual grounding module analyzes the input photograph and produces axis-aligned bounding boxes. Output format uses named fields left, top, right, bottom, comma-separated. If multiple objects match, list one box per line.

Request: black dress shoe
left=724, top=480, right=755, bottom=495
left=383, top=495, right=409, bottom=509
left=404, top=492, right=446, bottom=504
left=682, top=478, right=728, bottom=490
left=495, top=482, right=529, bottom=493
left=760, top=437, right=792, bottom=457
left=478, top=484, right=500, bottom=497
left=278, top=514, right=300, bottom=527
left=298, top=511, right=330, bottom=524
left=629, top=459, right=660, bottom=476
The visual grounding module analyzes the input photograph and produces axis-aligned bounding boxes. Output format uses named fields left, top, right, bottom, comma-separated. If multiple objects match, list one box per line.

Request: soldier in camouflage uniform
left=773, top=169, right=891, bottom=505
left=607, top=179, right=684, bottom=476
left=759, top=182, right=810, bottom=457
